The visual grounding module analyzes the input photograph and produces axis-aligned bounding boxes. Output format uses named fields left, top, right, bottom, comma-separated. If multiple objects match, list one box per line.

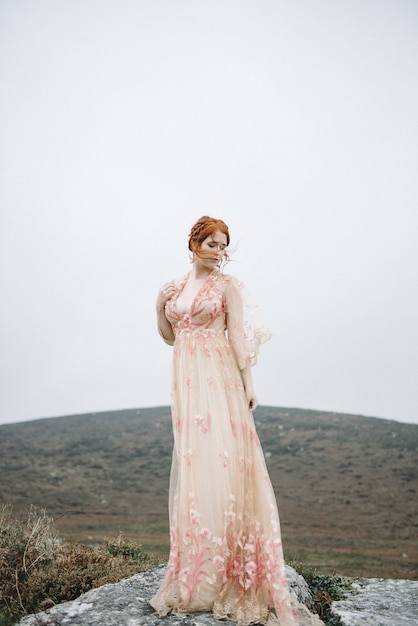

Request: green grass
left=290, top=560, right=352, bottom=625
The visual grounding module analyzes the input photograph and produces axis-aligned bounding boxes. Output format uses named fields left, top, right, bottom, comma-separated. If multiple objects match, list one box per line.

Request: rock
left=18, top=566, right=418, bottom=626
left=18, top=564, right=314, bottom=625
left=331, top=577, right=418, bottom=625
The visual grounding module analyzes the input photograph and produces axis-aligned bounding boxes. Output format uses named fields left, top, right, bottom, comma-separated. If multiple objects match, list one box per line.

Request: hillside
left=0, top=406, right=417, bottom=580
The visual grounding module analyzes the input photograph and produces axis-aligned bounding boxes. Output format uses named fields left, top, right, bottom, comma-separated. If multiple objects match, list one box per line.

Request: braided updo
left=188, top=216, right=230, bottom=255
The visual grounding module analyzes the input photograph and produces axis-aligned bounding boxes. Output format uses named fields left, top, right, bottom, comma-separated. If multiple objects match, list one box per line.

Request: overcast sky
left=1, top=0, right=417, bottom=426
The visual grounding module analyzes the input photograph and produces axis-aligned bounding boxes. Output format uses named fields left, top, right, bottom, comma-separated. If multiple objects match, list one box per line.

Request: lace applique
left=224, top=274, right=272, bottom=368
left=240, top=279, right=272, bottom=365
left=162, top=270, right=272, bottom=368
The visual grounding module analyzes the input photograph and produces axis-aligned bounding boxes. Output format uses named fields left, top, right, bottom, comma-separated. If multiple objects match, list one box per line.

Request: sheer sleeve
left=224, top=275, right=272, bottom=369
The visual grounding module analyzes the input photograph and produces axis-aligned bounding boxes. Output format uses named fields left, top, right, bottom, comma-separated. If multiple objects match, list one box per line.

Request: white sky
left=1, top=0, right=417, bottom=426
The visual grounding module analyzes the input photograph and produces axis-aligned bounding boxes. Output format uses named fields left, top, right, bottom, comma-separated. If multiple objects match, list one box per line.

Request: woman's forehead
left=206, top=230, right=227, bottom=243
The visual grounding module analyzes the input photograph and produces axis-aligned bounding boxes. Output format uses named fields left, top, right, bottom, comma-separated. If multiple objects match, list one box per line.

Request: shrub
left=0, top=505, right=159, bottom=625
left=289, top=559, right=352, bottom=625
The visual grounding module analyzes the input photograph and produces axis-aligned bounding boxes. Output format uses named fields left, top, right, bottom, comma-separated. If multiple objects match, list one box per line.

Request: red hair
left=188, top=216, right=230, bottom=254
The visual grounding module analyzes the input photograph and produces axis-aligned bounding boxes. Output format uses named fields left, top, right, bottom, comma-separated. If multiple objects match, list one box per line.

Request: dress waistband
left=175, top=327, right=225, bottom=337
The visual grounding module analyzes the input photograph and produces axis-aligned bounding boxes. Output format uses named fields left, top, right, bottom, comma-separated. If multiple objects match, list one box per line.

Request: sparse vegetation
left=0, top=505, right=351, bottom=626
left=290, top=560, right=352, bottom=625
left=0, top=505, right=159, bottom=625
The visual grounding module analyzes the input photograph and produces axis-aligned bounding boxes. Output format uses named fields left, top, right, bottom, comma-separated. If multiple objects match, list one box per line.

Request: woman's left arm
left=225, top=277, right=258, bottom=411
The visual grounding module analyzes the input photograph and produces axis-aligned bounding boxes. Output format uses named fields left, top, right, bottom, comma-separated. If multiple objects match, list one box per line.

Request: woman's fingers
left=157, top=281, right=175, bottom=308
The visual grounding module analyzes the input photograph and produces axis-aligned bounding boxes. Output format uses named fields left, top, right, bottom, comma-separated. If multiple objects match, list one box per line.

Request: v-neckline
left=175, top=269, right=216, bottom=317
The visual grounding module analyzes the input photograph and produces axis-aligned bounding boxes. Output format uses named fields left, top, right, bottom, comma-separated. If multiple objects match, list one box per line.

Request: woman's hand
left=156, top=281, right=176, bottom=345
left=240, top=359, right=258, bottom=411
left=156, top=281, right=175, bottom=311
left=245, top=386, right=258, bottom=412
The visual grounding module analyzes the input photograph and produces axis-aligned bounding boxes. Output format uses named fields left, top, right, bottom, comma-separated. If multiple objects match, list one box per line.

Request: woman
left=150, top=216, right=321, bottom=626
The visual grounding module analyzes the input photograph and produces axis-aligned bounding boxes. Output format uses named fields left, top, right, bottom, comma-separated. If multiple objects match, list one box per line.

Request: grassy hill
left=0, top=406, right=417, bottom=580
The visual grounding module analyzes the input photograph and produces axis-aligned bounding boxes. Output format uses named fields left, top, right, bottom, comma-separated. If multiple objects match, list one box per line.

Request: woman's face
left=196, top=229, right=228, bottom=269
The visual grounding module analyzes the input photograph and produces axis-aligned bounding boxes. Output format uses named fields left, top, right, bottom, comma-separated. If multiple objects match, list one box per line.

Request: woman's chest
left=168, top=277, right=226, bottom=326
left=175, top=278, right=208, bottom=315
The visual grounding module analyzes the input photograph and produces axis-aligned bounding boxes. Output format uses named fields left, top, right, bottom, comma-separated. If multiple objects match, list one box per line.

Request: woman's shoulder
left=217, top=272, right=242, bottom=288
left=174, top=272, right=189, bottom=285
left=161, top=273, right=189, bottom=288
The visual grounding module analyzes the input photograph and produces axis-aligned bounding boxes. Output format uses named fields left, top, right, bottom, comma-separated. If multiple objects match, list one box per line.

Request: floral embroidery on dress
left=182, top=449, right=193, bottom=467
left=173, top=410, right=182, bottom=433
left=229, top=415, right=237, bottom=437
left=194, top=412, right=211, bottom=433
left=156, top=501, right=296, bottom=620
left=219, top=450, right=230, bottom=467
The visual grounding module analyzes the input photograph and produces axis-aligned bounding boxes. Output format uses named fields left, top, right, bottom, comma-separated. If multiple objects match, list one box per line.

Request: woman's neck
left=190, top=262, right=215, bottom=281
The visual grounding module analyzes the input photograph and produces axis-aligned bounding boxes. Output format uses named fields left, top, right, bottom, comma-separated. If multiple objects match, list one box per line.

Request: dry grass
left=0, top=505, right=159, bottom=626
left=0, top=505, right=350, bottom=626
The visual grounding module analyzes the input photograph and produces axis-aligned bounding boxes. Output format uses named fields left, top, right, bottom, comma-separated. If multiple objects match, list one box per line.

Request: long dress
left=150, top=269, right=322, bottom=626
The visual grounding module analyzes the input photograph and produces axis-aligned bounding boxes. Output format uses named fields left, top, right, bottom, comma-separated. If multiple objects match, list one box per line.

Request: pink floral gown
left=150, top=269, right=321, bottom=626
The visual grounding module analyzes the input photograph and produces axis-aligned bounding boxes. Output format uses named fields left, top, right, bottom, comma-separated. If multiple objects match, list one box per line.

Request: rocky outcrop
left=18, top=565, right=418, bottom=626
left=331, top=577, right=418, bottom=625
left=18, top=564, right=314, bottom=625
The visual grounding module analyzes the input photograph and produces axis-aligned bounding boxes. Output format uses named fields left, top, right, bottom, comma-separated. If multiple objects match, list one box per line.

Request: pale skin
left=156, top=230, right=258, bottom=412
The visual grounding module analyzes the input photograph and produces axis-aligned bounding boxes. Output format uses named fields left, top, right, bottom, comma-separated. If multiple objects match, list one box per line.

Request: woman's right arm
left=156, top=281, right=176, bottom=345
